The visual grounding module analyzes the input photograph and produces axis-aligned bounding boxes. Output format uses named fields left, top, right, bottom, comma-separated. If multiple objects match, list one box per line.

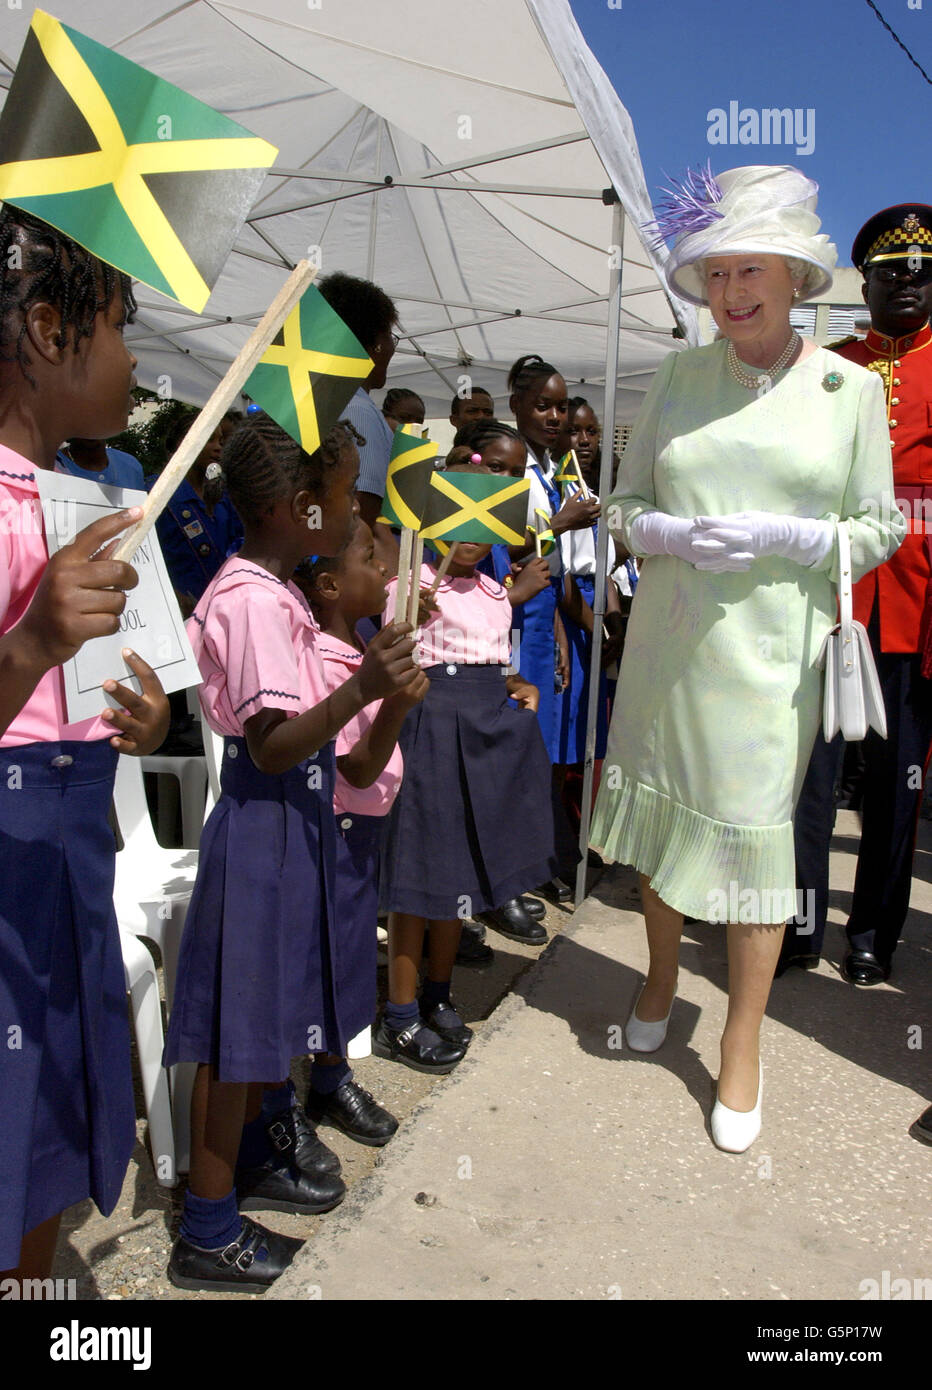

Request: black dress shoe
left=456, top=921, right=495, bottom=969
left=420, top=999, right=474, bottom=1047
left=774, top=953, right=821, bottom=978
left=537, top=877, right=572, bottom=905
left=266, top=1101, right=341, bottom=1177
left=518, top=894, right=546, bottom=920
left=841, top=949, right=891, bottom=986
left=236, top=1153, right=345, bottom=1215
left=306, top=1081, right=399, bottom=1147
left=909, top=1105, right=932, bottom=1146
left=168, top=1218, right=305, bottom=1294
left=372, top=1016, right=465, bottom=1074
left=478, top=898, right=547, bottom=945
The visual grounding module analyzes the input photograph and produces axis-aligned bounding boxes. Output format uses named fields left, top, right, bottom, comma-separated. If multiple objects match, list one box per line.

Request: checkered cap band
left=864, top=224, right=932, bottom=264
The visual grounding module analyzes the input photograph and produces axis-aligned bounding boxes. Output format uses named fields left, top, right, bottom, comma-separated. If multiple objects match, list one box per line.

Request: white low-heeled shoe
left=711, top=1063, right=763, bottom=1152
left=624, top=983, right=676, bottom=1052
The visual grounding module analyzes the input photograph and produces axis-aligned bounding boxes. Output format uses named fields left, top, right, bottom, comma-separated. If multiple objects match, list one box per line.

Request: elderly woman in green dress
left=590, top=165, right=904, bottom=1152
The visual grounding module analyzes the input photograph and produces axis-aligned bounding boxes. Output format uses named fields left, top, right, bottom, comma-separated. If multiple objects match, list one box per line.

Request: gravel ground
left=53, top=876, right=605, bottom=1301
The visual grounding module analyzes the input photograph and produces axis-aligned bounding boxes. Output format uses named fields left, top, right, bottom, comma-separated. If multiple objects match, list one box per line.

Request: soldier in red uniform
left=780, top=204, right=932, bottom=985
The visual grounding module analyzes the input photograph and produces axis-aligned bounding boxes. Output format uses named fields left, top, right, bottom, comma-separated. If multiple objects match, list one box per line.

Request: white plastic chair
left=113, top=754, right=199, bottom=1172
left=139, top=686, right=209, bottom=848
left=120, top=929, right=177, bottom=1188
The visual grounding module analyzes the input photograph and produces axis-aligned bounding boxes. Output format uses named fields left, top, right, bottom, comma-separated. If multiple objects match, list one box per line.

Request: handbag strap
left=837, top=522, right=854, bottom=671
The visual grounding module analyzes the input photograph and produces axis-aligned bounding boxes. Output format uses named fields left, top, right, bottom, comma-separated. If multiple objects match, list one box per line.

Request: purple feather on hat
left=645, top=161, right=725, bottom=250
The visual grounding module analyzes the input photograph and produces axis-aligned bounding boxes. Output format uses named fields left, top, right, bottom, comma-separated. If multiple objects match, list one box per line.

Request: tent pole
left=574, top=195, right=625, bottom=909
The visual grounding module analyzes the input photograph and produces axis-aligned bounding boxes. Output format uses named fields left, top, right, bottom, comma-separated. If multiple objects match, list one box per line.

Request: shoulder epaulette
left=826, top=336, right=859, bottom=350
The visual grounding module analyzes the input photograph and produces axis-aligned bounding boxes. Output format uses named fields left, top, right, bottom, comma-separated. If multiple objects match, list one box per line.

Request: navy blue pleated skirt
left=332, top=812, right=384, bottom=1037
left=381, top=665, right=558, bottom=918
left=0, top=741, right=134, bottom=1268
left=557, top=574, right=609, bottom=764
left=163, top=737, right=344, bottom=1082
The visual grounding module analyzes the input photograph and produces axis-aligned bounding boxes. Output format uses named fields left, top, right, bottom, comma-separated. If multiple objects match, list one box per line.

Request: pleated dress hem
left=589, top=775, right=796, bottom=924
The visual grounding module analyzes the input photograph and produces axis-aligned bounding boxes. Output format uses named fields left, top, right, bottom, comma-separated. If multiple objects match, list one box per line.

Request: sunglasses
left=868, top=264, right=932, bottom=287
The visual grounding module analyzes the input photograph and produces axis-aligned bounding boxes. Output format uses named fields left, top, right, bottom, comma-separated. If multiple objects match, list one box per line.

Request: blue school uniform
left=381, top=564, right=558, bottom=918
left=55, top=447, right=145, bottom=490
left=162, top=561, right=346, bottom=1080
left=318, top=633, right=406, bottom=1042
left=150, top=477, right=243, bottom=606
left=0, top=455, right=134, bottom=1268
left=516, top=451, right=565, bottom=762
left=556, top=520, right=609, bottom=765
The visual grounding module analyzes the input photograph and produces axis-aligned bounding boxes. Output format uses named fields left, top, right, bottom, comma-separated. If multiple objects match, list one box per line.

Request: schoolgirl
left=375, top=478, right=559, bottom=1073
left=0, top=209, right=170, bottom=1281
left=162, top=414, right=420, bottom=1293
left=555, top=398, right=626, bottom=769
left=294, top=520, right=428, bottom=1144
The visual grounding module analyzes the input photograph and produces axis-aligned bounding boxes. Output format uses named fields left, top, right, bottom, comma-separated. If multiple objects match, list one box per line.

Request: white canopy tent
left=0, top=0, right=698, bottom=900
left=0, top=0, right=696, bottom=418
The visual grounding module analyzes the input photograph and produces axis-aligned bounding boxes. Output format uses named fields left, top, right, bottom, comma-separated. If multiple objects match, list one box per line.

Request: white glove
left=628, top=511, right=754, bottom=572
left=697, top=512, right=834, bottom=568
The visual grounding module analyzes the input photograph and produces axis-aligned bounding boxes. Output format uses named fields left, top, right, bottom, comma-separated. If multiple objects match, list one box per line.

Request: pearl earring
left=793, top=288, right=800, bottom=299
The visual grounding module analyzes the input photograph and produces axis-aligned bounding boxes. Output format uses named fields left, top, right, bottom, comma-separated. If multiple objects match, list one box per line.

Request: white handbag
left=817, top=523, right=887, bottom=741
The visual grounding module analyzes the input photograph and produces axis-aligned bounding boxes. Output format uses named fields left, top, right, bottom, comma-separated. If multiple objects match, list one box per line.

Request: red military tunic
left=832, top=323, right=932, bottom=652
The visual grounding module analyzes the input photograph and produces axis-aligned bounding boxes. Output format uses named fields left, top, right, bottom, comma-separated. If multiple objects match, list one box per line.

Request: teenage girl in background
left=0, top=209, right=170, bottom=1283
left=556, top=399, right=627, bottom=815
left=375, top=460, right=558, bottom=1073
left=163, top=414, right=421, bottom=1293
left=506, top=355, right=601, bottom=898
left=294, top=520, right=428, bottom=1144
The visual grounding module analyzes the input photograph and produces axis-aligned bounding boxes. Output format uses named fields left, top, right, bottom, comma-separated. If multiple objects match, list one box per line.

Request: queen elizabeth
left=590, top=165, right=904, bottom=1151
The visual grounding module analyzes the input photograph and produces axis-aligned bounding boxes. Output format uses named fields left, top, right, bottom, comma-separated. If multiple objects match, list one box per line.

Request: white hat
left=658, top=165, right=837, bottom=306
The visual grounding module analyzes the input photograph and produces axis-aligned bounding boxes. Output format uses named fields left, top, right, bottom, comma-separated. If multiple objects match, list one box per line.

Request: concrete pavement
left=274, top=812, right=931, bottom=1301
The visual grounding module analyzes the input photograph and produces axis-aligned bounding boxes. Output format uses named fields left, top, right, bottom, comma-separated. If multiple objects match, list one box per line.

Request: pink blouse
left=386, top=561, right=512, bottom=667
left=317, top=631, right=404, bottom=818
left=188, top=557, right=329, bottom=738
left=0, top=446, right=111, bottom=746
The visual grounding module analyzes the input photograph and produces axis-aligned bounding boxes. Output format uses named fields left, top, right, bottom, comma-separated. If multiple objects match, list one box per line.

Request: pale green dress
left=589, top=341, right=904, bottom=923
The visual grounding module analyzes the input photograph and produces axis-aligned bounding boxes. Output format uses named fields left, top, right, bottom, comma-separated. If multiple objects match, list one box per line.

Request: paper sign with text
left=35, top=470, right=201, bottom=724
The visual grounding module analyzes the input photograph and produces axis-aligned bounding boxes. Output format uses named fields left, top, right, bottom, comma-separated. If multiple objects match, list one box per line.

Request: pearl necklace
left=726, top=331, right=800, bottom=390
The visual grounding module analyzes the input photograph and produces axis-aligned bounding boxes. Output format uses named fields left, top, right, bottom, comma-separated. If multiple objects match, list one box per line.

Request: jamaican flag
left=532, top=507, right=557, bottom=556
left=420, top=471, right=530, bottom=546
left=553, top=452, right=576, bottom=487
left=244, top=284, right=372, bottom=455
left=0, top=10, right=277, bottom=311
left=379, top=425, right=438, bottom=530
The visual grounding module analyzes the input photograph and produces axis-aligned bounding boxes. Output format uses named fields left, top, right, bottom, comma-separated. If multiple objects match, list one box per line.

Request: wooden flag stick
left=424, top=543, right=458, bottom=599
left=571, top=449, right=590, bottom=499
left=534, top=527, right=543, bottom=559
left=406, top=533, right=425, bottom=628
left=394, top=527, right=415, bottom=624
left=113, top=258, right=317, bottom=563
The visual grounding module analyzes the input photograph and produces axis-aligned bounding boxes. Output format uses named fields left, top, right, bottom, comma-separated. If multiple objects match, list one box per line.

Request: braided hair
left=452, top=418, right=522, bottom=452
left=506, top=353, right=561, bottom=397
left=204, top=412, right=364, bottom=523
left=0, top=206, right=135, bottom=385
left=382, top=387, right=424, bottom=420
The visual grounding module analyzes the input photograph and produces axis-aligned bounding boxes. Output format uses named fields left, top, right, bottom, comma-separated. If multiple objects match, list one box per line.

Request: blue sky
left=569, top=0, right=932, bottom=266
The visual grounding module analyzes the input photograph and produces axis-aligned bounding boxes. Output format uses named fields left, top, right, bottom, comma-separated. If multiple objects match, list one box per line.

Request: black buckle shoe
left=267, top=1102, right=341, bottom=1177
left=372, top=1017, right=465, bottom=1074
left=168, top=1218, right=304, bottom=1294
left=420, top=999, right=474, bottom=1047
left=478, top=898, right=547, bottom=945
left=307, top=1080, right=399, bottom=1147
left=841, top=950, right=891, bottom=986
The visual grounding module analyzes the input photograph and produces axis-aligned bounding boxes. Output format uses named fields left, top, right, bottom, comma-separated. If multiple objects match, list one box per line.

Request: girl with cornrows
left=163, top=412, right=421, bottom=1293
